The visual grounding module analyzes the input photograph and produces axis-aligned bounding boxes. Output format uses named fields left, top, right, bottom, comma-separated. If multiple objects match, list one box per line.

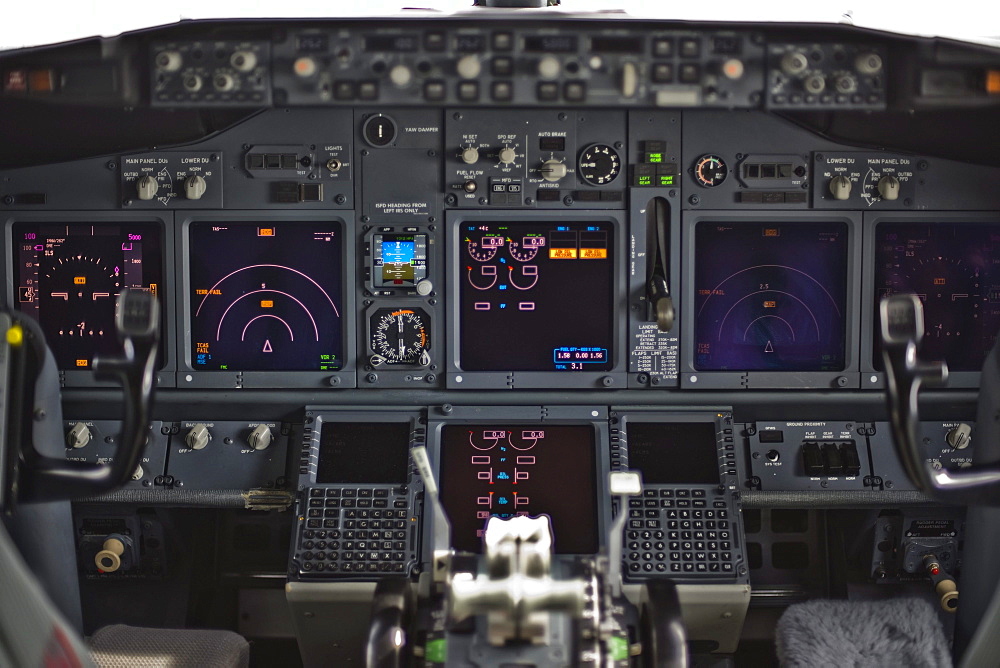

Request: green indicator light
left=608, top=636, right=629, bottom=661
left=647, top=153, right=663, bottom=163
left=638, top=176, right=653, bottom=186
left=425, top=639, right=447, bottom=663
left=658, top=175, right=675, bottom=186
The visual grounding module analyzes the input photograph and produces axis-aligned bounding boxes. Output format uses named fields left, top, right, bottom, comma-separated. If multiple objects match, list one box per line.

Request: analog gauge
left=578, top=144, right=621, bottom=186
left=694, top=154, right=728, bottom=187
left=370, top=308, right=430, bottom=365
left=507, top=235, right=543, bottom=262
left=466, top=235, right=503, bottom=262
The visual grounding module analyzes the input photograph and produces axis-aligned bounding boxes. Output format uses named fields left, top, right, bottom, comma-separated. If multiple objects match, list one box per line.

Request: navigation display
left=873, top=222, right=1000, bottom=372
left=188, top=221, right=343, bottom=371
left=459, top=221, right=614, bottom=371
left=438, top=424, right=598, bottom=554
left=627, top=422, right=720, bottom=485
left=694, top=221, right=849, bottom=371
left=316, top=422, right=410, bottom=484
left=12, top=222, right=164, bottom=370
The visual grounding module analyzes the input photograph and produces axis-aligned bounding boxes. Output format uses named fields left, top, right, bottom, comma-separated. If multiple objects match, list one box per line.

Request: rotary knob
left=67, top=422, right=92, bottom=449
left=155, top=50, right=183, bottom=72
left=540, top=159, right=567, bottom=182
left=781, top=51, right=809, bottom=76
left=230, top=50, right=257, bottom=72
left=829, top=175, right=852, bottom=200
left=247, top=424, right=272, bottom=451
left=390, top=64, right=412, bottom=88
left=947, top=423, right=972, bottom=450
left=136, top=175, right=159, bottom=201
left=498, top=147, right=517, bottom=165
left=185, top=423, right=211, bottom=450
left=461, top=147, right=480, bottom=165
left=457, top=55, right=481, bottom=79
left=184, top=175, right=207, bottom=200
left=877, top=175, right=900, bottom=201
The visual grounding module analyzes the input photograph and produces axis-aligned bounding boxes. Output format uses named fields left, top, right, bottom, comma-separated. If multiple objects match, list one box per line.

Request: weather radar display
left=693, top=221, right=849, bottom=371
left=188, top=222, right=344, bottom=371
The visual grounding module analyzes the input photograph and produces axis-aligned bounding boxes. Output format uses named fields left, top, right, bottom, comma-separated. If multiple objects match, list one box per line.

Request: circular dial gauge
left=44, top=255, right=121, bottom=340
left=370, top=308, right=430, bottom=365
left=694, top=154, right=728, bottom=187
left=507, top=236, right=542, bottom=262
left=466, top=236, right=503, bottom=262
left=578, top=144, right=621, bottom=186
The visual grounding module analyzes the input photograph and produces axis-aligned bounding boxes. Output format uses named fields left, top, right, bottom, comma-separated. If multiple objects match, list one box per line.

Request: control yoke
left=16, top=289, right=159, bottom=502
left=881, top=294, right=1000, bottom=504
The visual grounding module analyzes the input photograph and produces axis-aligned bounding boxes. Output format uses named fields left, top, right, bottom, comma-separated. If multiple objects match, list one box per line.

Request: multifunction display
left=694, top=221, right=849, bottom=371
left=372, top=233, right=427, bottom=287
left=438, top=424, right=598, bottom=554
left=874, top=222, right=1000, bottom=372
left=316, top=421, right=411, bottom=484
left=188, top=221, right=344, bottom=371
left=12, top=222, right=164, bottom=370
left=459, top=221, right=614, bottom=371
left=627, top=422, right=721, bottom=485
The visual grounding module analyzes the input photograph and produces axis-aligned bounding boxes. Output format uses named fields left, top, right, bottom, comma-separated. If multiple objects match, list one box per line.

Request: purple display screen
left=188, top=221, right=343, bottom=371
left=438, top=424, right=598, bottom=554
left=694, top=221, right=849, bottom=371
left=873, top=222, right=1000, bottom=371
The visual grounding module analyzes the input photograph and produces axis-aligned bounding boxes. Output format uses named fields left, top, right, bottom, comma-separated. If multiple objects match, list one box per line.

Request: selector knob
left=781, top=51, right=809, bottom=76
left=855, top=52, right=883, bottom=75
left=185, top=423, right=211, bottom=450
left=184, top=175, right=207, bottom=200
left=213, top=73, right=236, bottom=92
left=155, top=50, right=183, bottom=72
left=804, top=75, right=826, bottom=94
left=834, top=74, right=858, bottom=94
left=247, top=424, right=272, bottom=451
left=67, top=422, right=92, bottom=449
left=230, top=50, right=257, bottom=72
left=457, top=55, right=481, bottom=79
left=877, top=175, right=900, bottom=201
left=461, top=147, right=480, bottom=165
left=131, top=465, right=144, bottom=481
left=389, top=64, right=412, bottom=88
left=498, top=147, right=517, bottom=165
left=947, top=423, right=972, bottom=450
left=540, top=159, right=567, bottom=182
left=136, top=175, right=159, bottom=201
left=182, top=74, right=203, bottom=92
left=829, top=175, right=852, bottom=200
left=537, top=56, right=560, bottom=80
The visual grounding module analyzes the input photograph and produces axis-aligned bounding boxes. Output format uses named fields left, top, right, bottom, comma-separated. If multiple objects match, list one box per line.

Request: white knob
left=804, top=75, right=826, bottom=94
left=540, top=159, right=567, bottom=182
left=855, top=52, right=883, bottom=75
left=136, top=175, right=158, bottom=201
left=184, top=175, right=207, bottom=200
left=390, top=64, right=412, bottom=88
left=877, top=175, right=900, bottom=201
left=182, top=74, right=203, bottom=92
left=131, top=465, right=144, bottom=481
left=416, top=280, right=433, bottom=296
left=185, top=423, right=211, bottom=450
left=213, top=73, right=236, bottom=91
left=461, top=147, right=480, bottom=165
left=781, top=51, right=809, bottom=76
left=829, top=175, right=852, bottom=200
left=498, top=147, right=517, bottom=165
left=67, top=422, right=92, bottom=449
left=537, top=56, right=560, bottom=80
left=248, top=424, right=273, bottom=451
left=230, top=50, right=257, bottom=72
left=457, top=55, right=481, bottom=79
left=947, top=423, right=972, bottom=449
left=155, top=50, right=183, bottom=72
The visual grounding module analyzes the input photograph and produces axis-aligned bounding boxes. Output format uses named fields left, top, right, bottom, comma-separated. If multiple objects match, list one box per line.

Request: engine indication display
left=459, top=221, right=614, bottom=372
left=873, top=222, right=1000, bottom=372
left=438, top=424, right=598, bottom=554
left=12, top=222, right=164, bottom=370
left=372, top=233, right=427, bottom=286
left=694, top=221, right=849, bottom=371
left=189, top=222, right=343, bottom=371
